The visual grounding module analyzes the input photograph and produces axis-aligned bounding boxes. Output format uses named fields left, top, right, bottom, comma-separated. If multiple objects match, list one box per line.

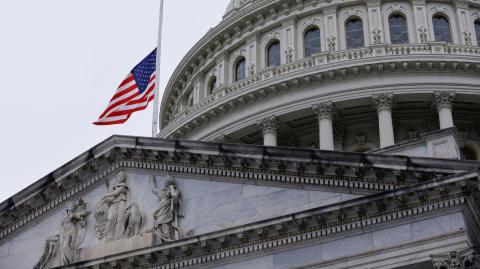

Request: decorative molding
left=431, top=247, right=480, bottom=269
left=312, top=101, right=336, bottom=120
left=68, top=171, right=480, bottom=269
left=372, top=93, right=395, bottom=112
left=1, top=136, right=477, bottom=243
left=433, top=90, right=456, bottom=111
left=257, top=115, right=279, bottom=135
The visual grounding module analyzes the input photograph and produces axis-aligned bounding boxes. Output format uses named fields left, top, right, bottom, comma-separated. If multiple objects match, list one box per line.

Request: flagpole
left=152, top=0, right=164, bottom=137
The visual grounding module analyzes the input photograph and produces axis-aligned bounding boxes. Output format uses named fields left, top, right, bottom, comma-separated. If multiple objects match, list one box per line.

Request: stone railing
left=162, top=43, right=480, bottom=134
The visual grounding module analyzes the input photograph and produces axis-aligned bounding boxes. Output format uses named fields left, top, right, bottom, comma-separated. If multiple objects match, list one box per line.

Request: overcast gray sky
left=0, top=0, right=230, bottom=202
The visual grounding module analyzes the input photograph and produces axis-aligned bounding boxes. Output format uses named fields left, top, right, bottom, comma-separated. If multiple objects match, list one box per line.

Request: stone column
left=372, top=93, right=395, bottom=148
left=433, top=91, right=456, bottom=129
left=258, top=116, right=279, bottom=146
left=313, top=101, right=336, bottom=151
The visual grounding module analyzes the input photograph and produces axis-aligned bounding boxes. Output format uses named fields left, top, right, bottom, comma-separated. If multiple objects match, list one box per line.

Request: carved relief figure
left=34, top=200, right=89, bottom=269
left=95, top=172, right=146, bottom=241
left=149, top=175, right=184, bottom=243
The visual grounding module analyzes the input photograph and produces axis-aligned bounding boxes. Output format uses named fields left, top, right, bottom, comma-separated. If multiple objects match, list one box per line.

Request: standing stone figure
left=150, top=175, right=183, bottom=243
left=102, top=172, right=129, bottom=241
left=95, top=172, right=146, bottom=241
left=34, top=199, right=89, bottom=269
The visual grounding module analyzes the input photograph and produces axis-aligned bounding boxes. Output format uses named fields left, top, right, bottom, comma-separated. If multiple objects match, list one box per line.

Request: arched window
left=432, top=15, right=451, bottom=43
left=208, top=77, right=217, bottom=94
left=304, top=27, right=321, bottom=57
left=346, top=18, right=364, bottom=49
left=389, top=14, right=408, bottom=44
left=475, top=19, right=480, bottom=46
left=267, top=40, right=281, bottom=67
left=235, top=57, right=246, bottom=81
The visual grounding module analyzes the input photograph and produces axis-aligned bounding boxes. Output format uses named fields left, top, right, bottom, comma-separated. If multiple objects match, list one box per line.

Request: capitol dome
left=159, top=0, right=480, bottom=159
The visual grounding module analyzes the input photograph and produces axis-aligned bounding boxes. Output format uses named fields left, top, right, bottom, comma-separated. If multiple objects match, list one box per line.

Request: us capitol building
left=2, top=0, right=480, bottom=268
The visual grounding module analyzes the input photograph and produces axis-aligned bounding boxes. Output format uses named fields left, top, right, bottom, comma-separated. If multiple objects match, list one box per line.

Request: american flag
left=94, top=49, right=157, bottom=125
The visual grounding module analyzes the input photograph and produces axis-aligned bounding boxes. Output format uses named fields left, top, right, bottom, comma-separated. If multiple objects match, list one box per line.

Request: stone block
left=273, top=244, right=323, bottom=269
left=80, top=232, right=154, bottom=262
left=373, top=224, right=412, bottom=249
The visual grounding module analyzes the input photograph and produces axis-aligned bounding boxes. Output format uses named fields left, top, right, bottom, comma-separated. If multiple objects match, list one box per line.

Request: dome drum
left=159, top=0, right=480, bottom=160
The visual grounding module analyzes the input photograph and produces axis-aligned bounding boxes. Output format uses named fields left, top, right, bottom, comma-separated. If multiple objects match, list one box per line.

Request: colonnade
left=257, top=91, right=456, bottom=149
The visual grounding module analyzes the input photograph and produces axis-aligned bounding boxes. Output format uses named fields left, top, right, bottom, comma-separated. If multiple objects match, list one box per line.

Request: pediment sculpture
left=94, top=172, right=146, bottom=241
left=149, top=175, right=186, bottom=243
left=34, top=199, right=89, bottom=269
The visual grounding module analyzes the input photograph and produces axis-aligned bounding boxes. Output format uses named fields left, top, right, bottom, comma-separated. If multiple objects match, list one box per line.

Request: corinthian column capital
left=312, top=101, right=336, bottom=120
left=257, top=115, right=279, bottom=135
left=433, top=90, right=456, bottom=111
left=372, top=93, right=394, bottom=112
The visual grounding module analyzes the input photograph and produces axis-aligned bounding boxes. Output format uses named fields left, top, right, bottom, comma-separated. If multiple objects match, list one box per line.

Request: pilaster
left=455, top=1, right=474, bottom=45
left=323, top=6, right=339, bottom=51
left=367, top=0, right=385, bottom=44
left=411, top=0, right=430, bottom=43
left=282, top=18, right=297, bottom=64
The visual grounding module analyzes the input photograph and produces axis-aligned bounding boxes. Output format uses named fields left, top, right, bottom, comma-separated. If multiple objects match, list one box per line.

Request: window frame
left=234, top=57, right=246, bottom=82
left=345, top=17, right=365, bottom=49
left=388, top=13, right=409, bottom=44
left=266, top=39, right=281, bottom=67
left=304, top=26, right=321, bottom=57
left=432, top=13, right=452, bottom=43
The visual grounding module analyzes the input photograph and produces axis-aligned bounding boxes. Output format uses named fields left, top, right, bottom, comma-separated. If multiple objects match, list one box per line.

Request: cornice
left=160, top=43, right=480, bottom=139
left=2, top=136, right=480, bottom=243
left=160, top=0, right=480, bottom=128
left=69, top=171, right=480, bottom=269
left=160, top=0, right=374, bottom=127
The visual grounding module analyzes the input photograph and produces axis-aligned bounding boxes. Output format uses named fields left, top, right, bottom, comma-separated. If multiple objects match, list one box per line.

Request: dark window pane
left=475, top=20, right=480, bottom=46
left=235, top=58, right=245, bottom=81
left=389, top=14, right=408, bottom=44
left=346, top=18, right=364, bottom=49
left=209, top=77, right=217, bottom=93
left=433, top=15, right=451, bottom=43
left=305, top=28, right=321, bottom=57
left=268, top=41, right=281, bottom=67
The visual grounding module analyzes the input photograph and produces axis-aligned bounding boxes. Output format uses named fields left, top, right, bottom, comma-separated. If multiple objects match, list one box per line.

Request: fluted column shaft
left=433, top=91, right=456, bottom=129
left=258, top=116, right=279, bottom=147
left=373, top=93, right=395, bottom=148
left=313, top=102, right=335, bottom=150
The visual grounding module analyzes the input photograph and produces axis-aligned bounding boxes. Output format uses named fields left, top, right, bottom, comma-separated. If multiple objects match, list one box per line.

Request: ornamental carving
left=285, top=47, right=294, bottom=64
left=327, top=36, right=336, bottom=51
left=149, top=175, right=186, bottom=243
left=257, top=115, right=279, bottom=135
left=418, top=26, right=428, bottom=43
left=431, top=248, right=480, bottom=269
left=263, top=31, right=281, bottom=45
left=94, top=172, right=146, bottom=241
left=312, top=101, right=336, bottom=120
left=372, top=28, right=382, bottom=44
left=372, top=93, right=394, bottom=112
left=343, top=8, right=364, bottom=20
left=433, top=91, right=456, bottom=111
left=463, top=30, right=472, bottom=46
left=301, top=18, right=321, bottom=32
left=34, top=200, right=89, bottom=269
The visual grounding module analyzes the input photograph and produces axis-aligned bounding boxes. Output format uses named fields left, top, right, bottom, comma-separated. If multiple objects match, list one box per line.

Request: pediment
left=1, top=170, right=361, bottom=269
left=1, top=136, right=479, bottom=269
